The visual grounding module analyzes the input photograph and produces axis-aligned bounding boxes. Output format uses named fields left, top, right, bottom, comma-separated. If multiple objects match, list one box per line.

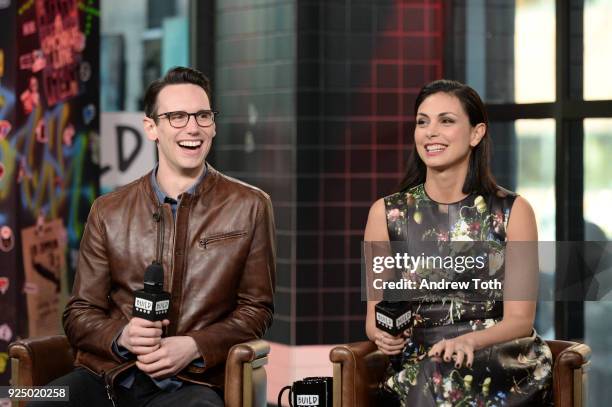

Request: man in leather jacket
left=40, top=67, right=276, bottom=407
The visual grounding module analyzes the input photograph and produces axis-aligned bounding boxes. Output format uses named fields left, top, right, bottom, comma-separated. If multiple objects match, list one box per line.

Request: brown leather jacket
left=63, top=164, right=276, bottom=389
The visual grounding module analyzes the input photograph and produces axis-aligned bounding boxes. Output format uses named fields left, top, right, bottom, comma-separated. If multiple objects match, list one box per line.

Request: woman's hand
left=373, top=328, right=406, bottom=355
left=427, top=335, right=476, bottom=368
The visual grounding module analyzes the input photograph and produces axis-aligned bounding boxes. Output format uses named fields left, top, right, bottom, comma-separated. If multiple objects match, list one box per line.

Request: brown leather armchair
left=330, top=339, right=591, bottom=407
left=8, top=335, right=269, bottom=407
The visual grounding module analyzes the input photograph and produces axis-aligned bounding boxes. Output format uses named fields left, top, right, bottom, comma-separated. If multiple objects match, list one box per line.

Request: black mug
left=277, top=376, right=332, bottom=407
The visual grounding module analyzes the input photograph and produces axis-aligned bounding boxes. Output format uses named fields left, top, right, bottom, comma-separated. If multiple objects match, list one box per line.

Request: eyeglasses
left=154, top=110, right=219, bottom=128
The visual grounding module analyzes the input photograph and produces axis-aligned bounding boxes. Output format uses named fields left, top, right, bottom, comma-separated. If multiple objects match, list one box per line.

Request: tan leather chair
left=330, top=339, right=591, bottom=407
left=8, top=335, right=269, bottom=407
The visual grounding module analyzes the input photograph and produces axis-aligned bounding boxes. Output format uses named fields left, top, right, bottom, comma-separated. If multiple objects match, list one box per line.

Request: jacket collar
left=142, top=162, right=219, bottom=206
left=150, top=162, right=207, bottom=204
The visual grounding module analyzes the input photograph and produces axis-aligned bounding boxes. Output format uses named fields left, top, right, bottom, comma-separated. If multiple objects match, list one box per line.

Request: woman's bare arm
left=364, top=198, right=406, bottom=355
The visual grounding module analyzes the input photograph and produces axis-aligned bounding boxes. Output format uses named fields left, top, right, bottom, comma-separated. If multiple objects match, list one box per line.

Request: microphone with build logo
left=375, top=301, right=413, bottom=372
left=132, top=207, right=170, bottom=321
left=132, top=262, right=170, bottom=320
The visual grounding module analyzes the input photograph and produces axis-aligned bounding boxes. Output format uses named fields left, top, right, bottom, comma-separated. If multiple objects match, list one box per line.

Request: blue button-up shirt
left=112, top=164, right=207, bottom=391
left=150, top=163, right=207, bottom=216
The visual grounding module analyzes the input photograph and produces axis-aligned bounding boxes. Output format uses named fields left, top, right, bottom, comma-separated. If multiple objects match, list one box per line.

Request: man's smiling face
left=144, top=83, right=216, bottom=177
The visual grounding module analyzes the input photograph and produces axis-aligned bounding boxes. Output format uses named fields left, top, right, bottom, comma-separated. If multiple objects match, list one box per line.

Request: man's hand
left=135, top=336, right=201, bottom=379
left=117, top=317, right=169, bottom=355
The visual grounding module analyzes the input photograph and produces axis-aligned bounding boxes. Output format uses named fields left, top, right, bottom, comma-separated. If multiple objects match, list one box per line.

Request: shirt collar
left=150, top=163, right=207, bottom=205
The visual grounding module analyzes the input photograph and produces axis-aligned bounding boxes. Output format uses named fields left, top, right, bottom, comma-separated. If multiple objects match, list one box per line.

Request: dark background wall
left=208, top=0, right=444, bottom=347
left=293, top=0, right=444, bottom=345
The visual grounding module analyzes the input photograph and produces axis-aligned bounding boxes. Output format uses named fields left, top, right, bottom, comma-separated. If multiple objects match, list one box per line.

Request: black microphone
left=132, top=207, right=170, bottom=321
left=375, top=301, right=412, bottom=372
left=132, top=262, right=171, bottom=321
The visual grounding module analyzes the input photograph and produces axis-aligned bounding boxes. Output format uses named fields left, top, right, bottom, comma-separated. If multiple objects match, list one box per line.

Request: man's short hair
left=143, top=66, right=212, bottom=121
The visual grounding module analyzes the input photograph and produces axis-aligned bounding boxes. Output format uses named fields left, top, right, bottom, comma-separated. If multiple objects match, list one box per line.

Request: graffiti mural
left=0, top=0, right=99, bottom=386
left=36, top=0, right=84, bottom=106
left=0, top=0, right=19, bottom=390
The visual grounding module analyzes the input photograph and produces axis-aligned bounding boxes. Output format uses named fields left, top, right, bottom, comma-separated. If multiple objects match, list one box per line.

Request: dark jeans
left=28, top=367, right=224, bottom=407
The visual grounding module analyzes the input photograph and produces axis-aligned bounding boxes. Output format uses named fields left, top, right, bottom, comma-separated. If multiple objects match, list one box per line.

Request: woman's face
left=414, top=92, right=485, bottom=171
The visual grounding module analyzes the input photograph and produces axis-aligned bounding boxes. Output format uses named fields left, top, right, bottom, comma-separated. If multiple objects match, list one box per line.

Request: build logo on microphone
left=135, top=297, right=153, bottom=314
left=155, top=299, right=169, bottom=315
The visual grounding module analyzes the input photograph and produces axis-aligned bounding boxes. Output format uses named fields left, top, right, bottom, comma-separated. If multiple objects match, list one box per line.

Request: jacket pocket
left=198, top=231, right=247, bottom=249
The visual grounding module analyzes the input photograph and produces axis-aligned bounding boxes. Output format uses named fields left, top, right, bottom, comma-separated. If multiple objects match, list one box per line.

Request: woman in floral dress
left=364, top=80, right=553, bottom=406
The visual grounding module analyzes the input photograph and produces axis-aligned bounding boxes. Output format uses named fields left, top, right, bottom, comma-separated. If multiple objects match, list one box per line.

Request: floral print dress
left=382, top=184, right=553, bottom=406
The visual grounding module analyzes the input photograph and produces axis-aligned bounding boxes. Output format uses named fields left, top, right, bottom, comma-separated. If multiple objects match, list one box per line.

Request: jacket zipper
left=199, top=231, right=247, bottom=249
left=165, top=203, right=176, bottom=338
left=105, top=382, right=116, bottom=407
left=75, top=364, right=119, bottom=407
left=102, top=361, right=136, bottom=406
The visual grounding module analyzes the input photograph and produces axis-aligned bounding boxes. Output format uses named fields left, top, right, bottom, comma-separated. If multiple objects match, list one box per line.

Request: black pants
left=29, top=367, right=224, bottom=407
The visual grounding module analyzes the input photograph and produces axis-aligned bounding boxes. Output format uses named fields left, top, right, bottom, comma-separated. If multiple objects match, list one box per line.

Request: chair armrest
left=331, top=340, right=379, bottom=361
left=556, top=343, right=591, bottom=369
left=330, top=341, right=388, bottom=407
left=549, top=340, right=591, bottom=407
left=8, top=335, right=74, bottom=387
left=225, top=339, right=270, bottom=407
left=554, top=343, right=591, bottom=407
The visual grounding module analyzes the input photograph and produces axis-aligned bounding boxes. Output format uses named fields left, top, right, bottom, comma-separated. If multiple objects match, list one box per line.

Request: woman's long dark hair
left=398, top=79, right=497, bottom=196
